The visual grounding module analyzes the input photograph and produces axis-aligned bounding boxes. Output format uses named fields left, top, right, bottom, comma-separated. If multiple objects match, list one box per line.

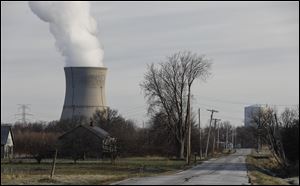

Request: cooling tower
left=60, top=67, right=107, bottom=121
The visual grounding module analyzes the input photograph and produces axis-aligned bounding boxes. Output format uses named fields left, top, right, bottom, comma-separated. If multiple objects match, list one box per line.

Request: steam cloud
left=28, top=1, right=104, bottom=67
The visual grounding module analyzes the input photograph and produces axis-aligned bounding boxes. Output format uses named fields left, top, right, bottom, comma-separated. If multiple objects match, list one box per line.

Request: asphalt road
left=113, top=148, right=251, bottom=185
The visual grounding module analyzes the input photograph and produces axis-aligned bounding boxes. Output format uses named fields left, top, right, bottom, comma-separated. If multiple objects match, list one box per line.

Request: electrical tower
left=15, top=104, right=33, bottom=124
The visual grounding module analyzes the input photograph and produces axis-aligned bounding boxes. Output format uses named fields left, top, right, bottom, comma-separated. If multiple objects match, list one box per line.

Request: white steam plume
left=28, top=1, right=104, bottom=67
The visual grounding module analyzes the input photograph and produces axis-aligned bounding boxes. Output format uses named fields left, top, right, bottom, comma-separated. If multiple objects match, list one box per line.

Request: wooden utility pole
left=226, top=124, right=229, bottom=149
left=212, top=118, right=221, bottom=155
left=231, top=127, right=235, bottom=149
left=186, top=103, right=192, bottom=165
left=217, top=121, right=220, bottom=150
left=234, top=127, right=237, bottom=148
left=198, top=108, right=202, bottom=159
left=274, top=113, right=287, bottom=165
left=205, top=109, right=218, bottom=158
left=257, top=114, right=261, bottom=152
left=50, top=149, right=58, bottom=179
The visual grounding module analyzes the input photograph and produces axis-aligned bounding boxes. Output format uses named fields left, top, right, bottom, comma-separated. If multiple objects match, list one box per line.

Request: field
left=1, top=157, right=188, bottom=185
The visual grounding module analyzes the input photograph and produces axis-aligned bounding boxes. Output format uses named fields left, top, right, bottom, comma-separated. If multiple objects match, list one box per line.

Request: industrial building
left=61, top=67, right=108, bottom=121
left=244, top=105, right=262, bottom=127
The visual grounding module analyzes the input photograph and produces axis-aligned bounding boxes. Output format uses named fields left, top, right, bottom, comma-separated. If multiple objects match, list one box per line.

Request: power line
left=195, top=95, right=298, bottom=107
left=196, top=95, right=251, bottom=105
left=122, top=106, right=147, bottom=115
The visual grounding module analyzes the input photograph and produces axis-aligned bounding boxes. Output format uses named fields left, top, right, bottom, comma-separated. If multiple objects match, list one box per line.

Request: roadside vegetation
left=247, top=148, right=298, bottom=185
left=246, top=106, right=299, bottom=185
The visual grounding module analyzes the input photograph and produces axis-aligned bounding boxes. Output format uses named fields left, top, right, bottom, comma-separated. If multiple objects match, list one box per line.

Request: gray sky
left=1, top=1, right=299, bottom=127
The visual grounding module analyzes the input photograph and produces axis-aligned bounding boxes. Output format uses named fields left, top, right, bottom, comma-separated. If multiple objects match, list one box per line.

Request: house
left=1, top=125, right=14, bottom=159
left=57, top=124, right=111, bottom=160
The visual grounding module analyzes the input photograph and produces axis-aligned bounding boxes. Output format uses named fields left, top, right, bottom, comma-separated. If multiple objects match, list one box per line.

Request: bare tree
left=280, top=107, right=299, bottom=163
left=252, top=106, right=288, bottom=167
left=140, top=51, right=211, bottom=159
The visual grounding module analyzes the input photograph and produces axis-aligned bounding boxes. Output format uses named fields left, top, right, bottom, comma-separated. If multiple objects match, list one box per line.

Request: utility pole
left=257, top=114, right=261, bottom=152
left=217, top=121, right=221, bottom=151
left=212, top=118, right=221, bottom=155
left=226, top=124, right=229, bottom=149
left=198, top=108, right=202, bottom=159
left=205, top=109, right=218, bottom=158
left=274, top=113, right=287, bottom=165
left=232, top=127, right=235, bottom=149
left=234, top=127, right=237, bottom=148
left=186, top=103, right=192, bottom=165
left=15, top=104, right=33, bottom=124
left=50, top=149, right=58, bottom=179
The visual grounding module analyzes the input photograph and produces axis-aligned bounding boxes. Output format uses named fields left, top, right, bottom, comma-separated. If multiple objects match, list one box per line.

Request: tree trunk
left=175, top=138, right=186, bottom=159
left=180, top=139, right=185, bottom=159
left=186, top=86, right=192, bottom=164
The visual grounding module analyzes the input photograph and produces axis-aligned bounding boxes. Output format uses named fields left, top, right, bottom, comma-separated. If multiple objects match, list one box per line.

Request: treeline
left=7, top=108, right=237, bottom=162
left=5, top=106, right=298, bottom=166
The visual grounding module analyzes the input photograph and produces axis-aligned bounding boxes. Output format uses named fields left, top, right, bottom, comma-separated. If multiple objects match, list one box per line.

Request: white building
left=244, top=105, right=262, bottom=127
left=1, top=125, right=14, bottom=159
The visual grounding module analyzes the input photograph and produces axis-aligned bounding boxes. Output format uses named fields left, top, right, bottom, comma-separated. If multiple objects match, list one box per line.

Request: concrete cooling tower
left=60, top=67, right=107, bottom=121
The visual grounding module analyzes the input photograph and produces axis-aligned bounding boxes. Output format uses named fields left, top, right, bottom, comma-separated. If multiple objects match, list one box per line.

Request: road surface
left=113, top=149, right=251, bottom=185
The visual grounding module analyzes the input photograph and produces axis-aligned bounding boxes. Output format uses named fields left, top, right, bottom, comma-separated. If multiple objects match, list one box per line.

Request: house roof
left=58, top=124, right=109, bottom=140
left=1, top=125, right=14, bottom=145
left=86, top=125, right=109, bottom=138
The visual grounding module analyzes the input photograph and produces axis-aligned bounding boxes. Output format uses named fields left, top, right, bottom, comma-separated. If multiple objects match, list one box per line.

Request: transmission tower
left=15, top=104, right=33, bottom=124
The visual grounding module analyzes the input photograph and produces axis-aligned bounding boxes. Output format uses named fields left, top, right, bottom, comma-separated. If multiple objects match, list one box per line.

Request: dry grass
left=246, top=149, right=289, bottom=185
left=1, top=174, right=125, bottom=185
left=248, top=171, right=288, bottom=185
left=1, top=151, right=235, bottom=185
left=1, top=157, right=186, bottom=185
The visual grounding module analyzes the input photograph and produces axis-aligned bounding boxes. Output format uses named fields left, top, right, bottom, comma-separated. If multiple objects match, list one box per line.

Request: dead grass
left=248, top=170, right=289, bottom=185
left=1, top=157, right=186, bottom=185
left=246, top=149, right=290, bottom=185
left=1, top=151, right=235, bottom=185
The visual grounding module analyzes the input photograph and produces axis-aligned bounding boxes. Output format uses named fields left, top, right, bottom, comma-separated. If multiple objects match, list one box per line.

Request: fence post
left=50, top=149, right=58, bottom=179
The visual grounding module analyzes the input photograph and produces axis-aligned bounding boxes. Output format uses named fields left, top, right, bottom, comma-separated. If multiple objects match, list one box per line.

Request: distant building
left=1, top=125, right=14, bottom=159
left=58, top=124, right=111, bottom=160
left=244, top=105, right=263, bottom=127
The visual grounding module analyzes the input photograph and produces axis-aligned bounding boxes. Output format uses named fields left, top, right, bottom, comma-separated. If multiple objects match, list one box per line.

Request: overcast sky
left=1, top=1, right=299, bottom=127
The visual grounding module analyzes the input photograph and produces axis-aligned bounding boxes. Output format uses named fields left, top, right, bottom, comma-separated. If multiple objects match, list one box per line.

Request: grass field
left=1, top=150, right=235, bottom=185
left=1, top=157, right=188, bottom=185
